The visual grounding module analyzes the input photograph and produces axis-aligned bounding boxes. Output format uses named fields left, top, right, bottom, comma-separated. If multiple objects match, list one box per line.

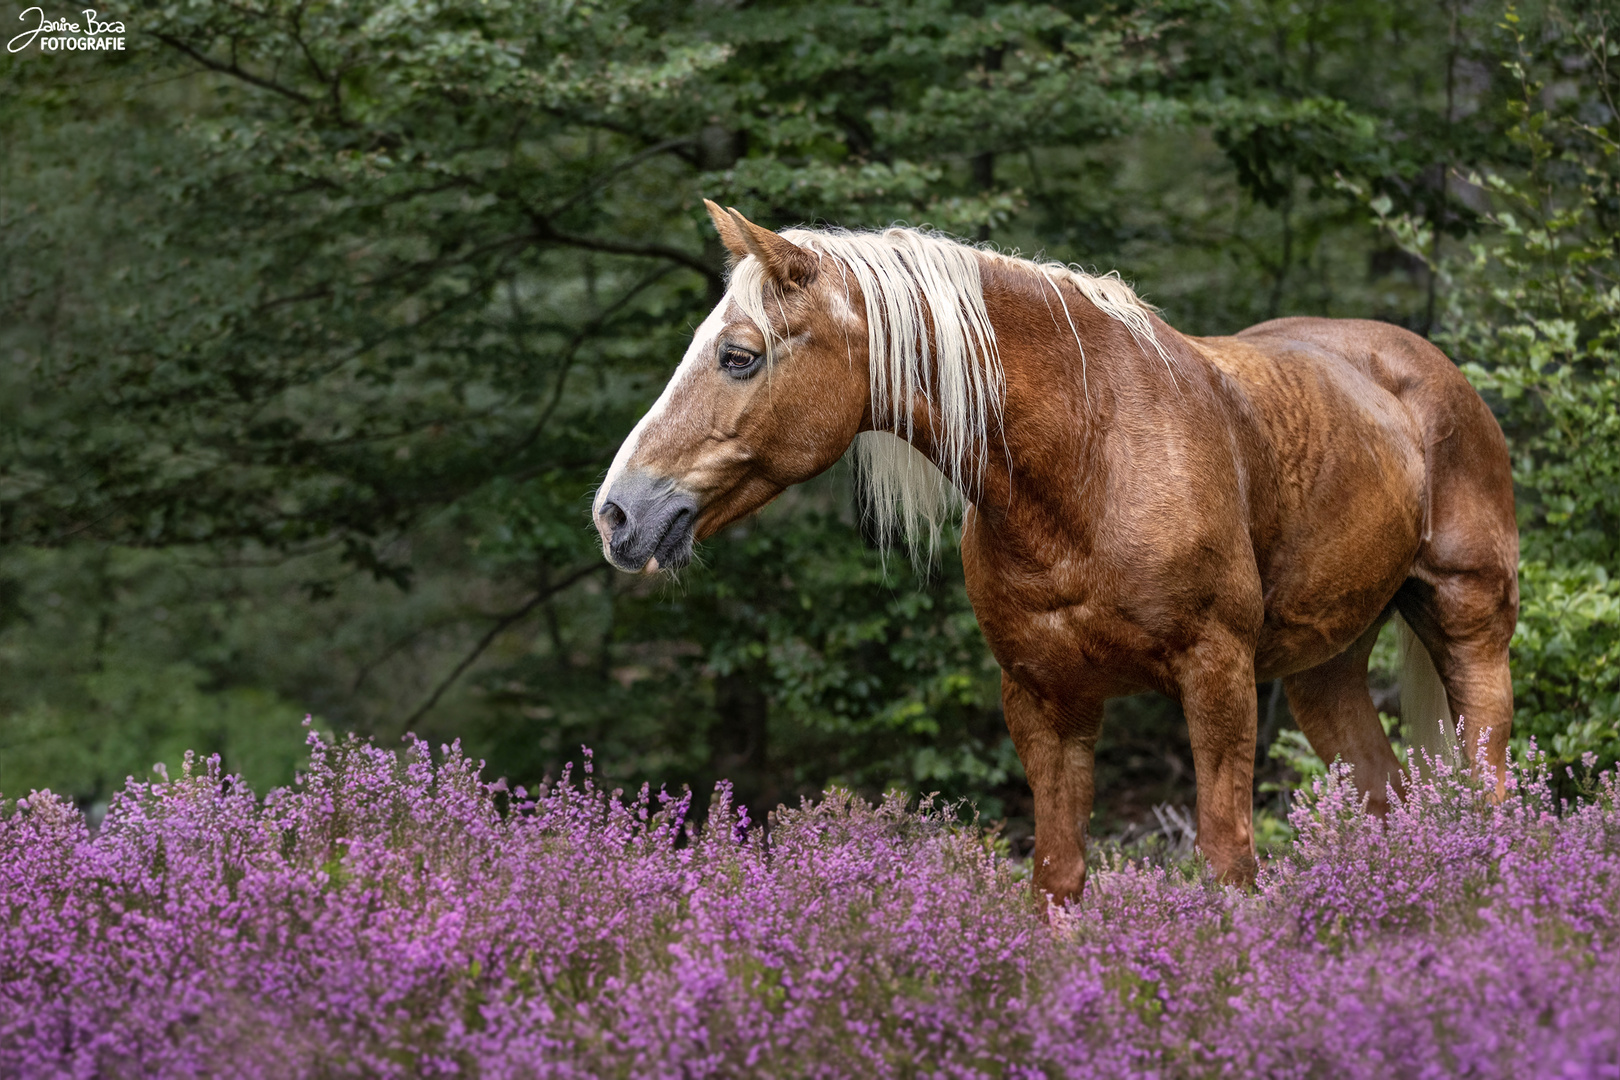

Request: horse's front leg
left=1002, top=672, right=1104, bottom=908
left=1173, top=631, right=1261, bottom=886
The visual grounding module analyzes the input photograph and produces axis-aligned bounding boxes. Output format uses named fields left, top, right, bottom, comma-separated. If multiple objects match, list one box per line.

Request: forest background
left=2, top=0, right=1616, bottom=839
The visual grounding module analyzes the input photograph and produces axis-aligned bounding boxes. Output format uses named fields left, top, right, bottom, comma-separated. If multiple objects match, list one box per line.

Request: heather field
left=0, top=734, right=1615, bottom=1079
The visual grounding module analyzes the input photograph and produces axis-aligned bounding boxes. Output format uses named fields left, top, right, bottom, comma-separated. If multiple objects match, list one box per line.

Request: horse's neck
left=936, top=262, right=1186, bottom=520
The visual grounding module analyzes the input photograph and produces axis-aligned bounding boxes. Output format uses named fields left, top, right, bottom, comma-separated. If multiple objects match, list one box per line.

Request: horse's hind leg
left=1395, top=420, right=1519, bottom=788
left=1283, top=615, right=1404, bottom=811
left=1395, top=565, right=1517, bottom=786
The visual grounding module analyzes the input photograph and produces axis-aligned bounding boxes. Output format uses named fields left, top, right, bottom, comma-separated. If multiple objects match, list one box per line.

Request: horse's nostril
left=600, top=500, right=627, bottom=533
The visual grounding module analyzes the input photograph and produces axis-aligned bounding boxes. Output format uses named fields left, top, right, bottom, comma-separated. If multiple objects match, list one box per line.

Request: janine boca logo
left=8, top=7, right=125, bottom=52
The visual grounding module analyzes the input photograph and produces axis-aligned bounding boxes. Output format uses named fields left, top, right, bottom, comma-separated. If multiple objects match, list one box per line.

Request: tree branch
left=532, top=221, right=719, bottom=283
left=545, top=138, right=697, bottom=219
left=508, top=263, right=679, bottom=459
left=151, top=32, right=317, bottom=109
left=255, top=227, right=532, bottom=312
left=401, top=563, right=608, bottom=727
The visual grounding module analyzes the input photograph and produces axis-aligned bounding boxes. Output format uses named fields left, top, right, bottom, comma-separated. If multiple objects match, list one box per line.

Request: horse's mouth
left=645, top=504, right=696, bottom=572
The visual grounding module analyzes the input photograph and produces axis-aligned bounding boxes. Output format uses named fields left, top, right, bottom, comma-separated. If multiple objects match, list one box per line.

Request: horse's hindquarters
left=1232, top=317, right=1518, bottom=785
left=1196, top=328, right=1430, bottom=681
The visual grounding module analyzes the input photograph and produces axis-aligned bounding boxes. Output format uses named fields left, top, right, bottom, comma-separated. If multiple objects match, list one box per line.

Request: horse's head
left=592, top=202, right=870, bottom=573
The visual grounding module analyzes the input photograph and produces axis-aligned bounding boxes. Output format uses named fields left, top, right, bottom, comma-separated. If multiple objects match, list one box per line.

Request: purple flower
left=0, top=736, right=1615, bottom=1077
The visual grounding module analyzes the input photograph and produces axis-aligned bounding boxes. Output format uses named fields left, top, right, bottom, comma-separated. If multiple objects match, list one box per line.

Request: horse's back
left=1234, top=316, right=1497, bottom=458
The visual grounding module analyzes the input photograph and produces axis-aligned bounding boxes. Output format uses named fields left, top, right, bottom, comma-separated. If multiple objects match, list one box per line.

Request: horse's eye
left=719, top=345, right=762, bottom=378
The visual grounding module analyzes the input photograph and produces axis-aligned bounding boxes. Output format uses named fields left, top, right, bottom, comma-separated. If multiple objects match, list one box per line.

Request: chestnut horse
left=592, top=201, right=1517, bottom=902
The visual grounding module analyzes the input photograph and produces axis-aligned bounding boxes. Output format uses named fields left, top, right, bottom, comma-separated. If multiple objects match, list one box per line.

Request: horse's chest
left=960, top=540, right=1189, bottom=699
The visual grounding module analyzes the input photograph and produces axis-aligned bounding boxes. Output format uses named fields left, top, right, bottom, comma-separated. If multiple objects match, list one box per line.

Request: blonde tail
left=1395, top=613, right=1459, bottom=770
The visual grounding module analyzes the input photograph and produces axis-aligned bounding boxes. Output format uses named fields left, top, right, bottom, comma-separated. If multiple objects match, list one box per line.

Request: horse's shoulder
left=1174, top=331, right=1284, bottom=386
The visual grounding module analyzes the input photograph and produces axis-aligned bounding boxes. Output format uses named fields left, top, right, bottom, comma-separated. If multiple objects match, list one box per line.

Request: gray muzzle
left=595, top=471, right=699, bottom=572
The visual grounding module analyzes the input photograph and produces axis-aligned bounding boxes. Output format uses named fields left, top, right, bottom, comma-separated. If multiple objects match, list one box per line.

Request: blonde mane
left=726, top=226, right=1172, bottom=562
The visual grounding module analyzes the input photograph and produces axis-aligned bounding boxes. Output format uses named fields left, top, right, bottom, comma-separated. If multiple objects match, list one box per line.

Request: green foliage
left=0, top=548, right=315, bottom=798
left=3, top=664, right=309, bottom=801
left=1512, top=563, right=1620, bottom=761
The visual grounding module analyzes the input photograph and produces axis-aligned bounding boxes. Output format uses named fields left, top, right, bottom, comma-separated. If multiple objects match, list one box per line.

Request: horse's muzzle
left=594, top=472, right=699, bottom=573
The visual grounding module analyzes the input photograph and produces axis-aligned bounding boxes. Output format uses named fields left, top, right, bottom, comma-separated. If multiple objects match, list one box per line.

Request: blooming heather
left=1, top=732, right=1616, bottom=1078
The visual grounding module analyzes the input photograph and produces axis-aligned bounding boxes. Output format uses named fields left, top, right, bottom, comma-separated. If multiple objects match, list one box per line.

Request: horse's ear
left=723, top=206, right=818, bottom=289
left=704, top=199, right=751, bottom=263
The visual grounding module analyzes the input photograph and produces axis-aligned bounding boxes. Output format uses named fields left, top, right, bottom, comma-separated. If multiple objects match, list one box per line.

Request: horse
left=591, top=200, right=1518, bottom=903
